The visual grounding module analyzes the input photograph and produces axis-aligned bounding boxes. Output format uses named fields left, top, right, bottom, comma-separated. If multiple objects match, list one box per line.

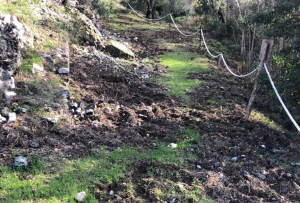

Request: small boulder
left=4, top=91, right=17, bottom=99
left=33, top=63, right=44, bottom=72
left=68, top=102, right=78, bottom=110
left=8, top=112, right=16, bottom=123
left=14, top=156, right=28, bottom=167
left=1, top=107, right=9, bottom=117
left=0, top=114, right=7, bottom=123
left=85, top=109, right=94, bottom=115
left=74, top=191, right=87, bottom=202
left=109, top=190, right=114, bottom=196
left=62, top=90, right=70, bottom=100
left=106, top=40, right=134, bottom=59
left=42, top=117, right=57, bottom=124
left=58, top=67, right=70, bottom=74
left=168, top=143, right=177, bottom=148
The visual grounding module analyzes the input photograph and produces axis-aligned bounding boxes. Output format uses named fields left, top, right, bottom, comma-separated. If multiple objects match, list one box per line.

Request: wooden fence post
left=215, top=55, right=222, bottom=79
left=244, top=39, right=274, bottom=120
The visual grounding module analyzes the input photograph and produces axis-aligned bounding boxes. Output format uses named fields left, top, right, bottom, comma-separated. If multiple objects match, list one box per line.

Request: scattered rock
left=77, top=12, right=104, bottom=49
left=33, top=63, right=44, bottom=72
left=224, top=181, right=230, bottom=187
left=29, top=140, right=40, bottom=148
left=65, top=0, right=78, bottom=7
left=76, top=108, right=82, bottom=114
left=8, top=112, right=16, bottom=123
left=168, top=143, right=177, bottom=148
left=99, top=95, right=105, bottom=103
left=42, top=117, right=57, bottom=124
left=295, top=167, right=300, bottom=176
left=252, top=172, right=266, bottom=180
left=260, top=145, right=266, bottom=149
left=14, top=156, right=28, bottom=167
left=1, top=107, right=9, bottom=117
left=62, top=90, right=70, bottom=100
left=109, top=190, right=114, bottom=196
left=58, top=67, right=70, bottom=74
left=141, top=74, right=149, bottom=79
left=231, top=157, right=238, bottom=162
left=241, top=171, right=253, bottom=181
left=106, top=40, right=134, bottom=59
left=286, top=173, right=292, bottom=178
left=42, top=54, right=54, bottom=63
left=85, top=109, right=94, bottom=115
left=138, top=114, right=147, bottom=119
left=4, top=91, right=17, bottom=99
left=219, top=173, right=224, bottom=179
left=68, top=102, right=78, bottom=110
left=293, top=182, right=300, bottom=190
left=74, top=191, right=87, bottom=202
left=2, top=71, right=11, bottom=79
left=196, top=165, right=201, bottom=169
left=0, top=114, right=7, bottom=123
left=271, top=149, right=281, bottom=153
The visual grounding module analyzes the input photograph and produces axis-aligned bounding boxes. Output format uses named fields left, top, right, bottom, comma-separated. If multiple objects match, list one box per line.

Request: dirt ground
left=1, top=11, right=300, bottom=203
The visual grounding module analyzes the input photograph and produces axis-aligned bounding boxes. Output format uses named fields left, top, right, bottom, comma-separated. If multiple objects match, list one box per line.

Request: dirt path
left=0, top=8, right=300, bottom=203
left=102, top=12, right=300, bottom=202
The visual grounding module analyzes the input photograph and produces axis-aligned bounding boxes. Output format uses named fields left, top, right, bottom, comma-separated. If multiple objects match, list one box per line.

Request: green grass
left=177, top=128, right=203, bottom=148
left=250, top=109, right=285, bottom=132
left=158, top=45, right=209, bottom=101
left=0, top=128, right=207, bottom=202
left=17, top=50, right=43, bottom=76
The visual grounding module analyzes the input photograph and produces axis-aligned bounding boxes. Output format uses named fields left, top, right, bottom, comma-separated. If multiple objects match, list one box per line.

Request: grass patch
left=0, top=128, right=205, bottom=202
left=17, top=50, right=43, bottom=76
left=158, top=46, right=209, bottom=101
left=177, top=128, right=203, bottom=148
left=249, top=109, right=285, bottom=132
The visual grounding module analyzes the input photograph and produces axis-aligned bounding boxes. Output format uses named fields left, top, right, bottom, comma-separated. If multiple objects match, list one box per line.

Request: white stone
left=0, top=115, right=7, bottom=123
left=168, top=143, right=177, bottom=148
left=33, top=63, right=44, bottom=72
left=260, top=145, right=266, bottom=149
left=42, top=117, right=57, bottom=124
left=4, top=91, right=17, bottom=99
left=109, top=190, right=114, bottom=196
left=74, top=191, right=87, bottom=202
left=0, top=78, right=15, bottom=89
left=85, top=109, right=94, bottom=115
left=10, top=77, right=15, bottom=88
left=14, top=156, right=28, bottom=167
left=8, top=112, right=16, bottom=123
left=58, top=68, right=70, bottom=74
left=231, top=157, right=238, bottom=162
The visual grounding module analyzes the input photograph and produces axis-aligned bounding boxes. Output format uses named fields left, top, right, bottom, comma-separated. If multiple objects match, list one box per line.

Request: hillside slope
left=0, top=1, right=299, bottom=202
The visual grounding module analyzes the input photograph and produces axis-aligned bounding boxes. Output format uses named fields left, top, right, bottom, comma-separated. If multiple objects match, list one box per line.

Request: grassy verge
left=249, top=109, right=285, bottom=132
left=0, top=128, right=214, bottom=202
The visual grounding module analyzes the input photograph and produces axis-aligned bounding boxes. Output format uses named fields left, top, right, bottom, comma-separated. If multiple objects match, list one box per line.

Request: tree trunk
left=146, top=0, right=155, bottom=19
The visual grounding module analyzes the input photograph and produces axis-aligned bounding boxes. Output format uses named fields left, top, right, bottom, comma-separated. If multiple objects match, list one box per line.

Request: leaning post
left=244, top=39, right=274, bottom=120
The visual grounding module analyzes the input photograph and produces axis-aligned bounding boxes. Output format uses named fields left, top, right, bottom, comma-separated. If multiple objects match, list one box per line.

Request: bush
left=95, top=0, right=115, bottom=17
